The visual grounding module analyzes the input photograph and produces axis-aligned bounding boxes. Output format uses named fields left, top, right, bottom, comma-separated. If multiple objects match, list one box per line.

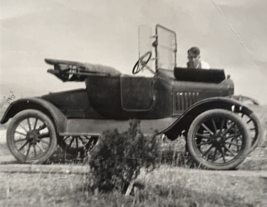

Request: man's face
left=187, top=51, right=201, bottom=68
left=187, top=51, right=200, bottom=62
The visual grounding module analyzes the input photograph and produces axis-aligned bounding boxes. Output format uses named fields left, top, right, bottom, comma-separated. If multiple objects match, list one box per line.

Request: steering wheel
left=132, top=51, right=152, bottom=74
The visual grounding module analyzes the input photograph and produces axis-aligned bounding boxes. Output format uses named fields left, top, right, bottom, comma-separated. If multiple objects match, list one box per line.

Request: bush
left=88, top=119, right=161, bottom=194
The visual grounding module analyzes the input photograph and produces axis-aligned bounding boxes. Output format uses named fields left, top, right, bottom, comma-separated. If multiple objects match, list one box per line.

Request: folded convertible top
left=45, top=58, right=121, bottom=76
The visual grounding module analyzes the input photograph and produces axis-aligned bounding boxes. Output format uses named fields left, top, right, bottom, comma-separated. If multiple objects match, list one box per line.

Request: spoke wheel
left=58, top=135, right=98, bottom=156
left=236, top=112, right=263, bottom=152
left=6, top=110, right=57, bottom=164
left=187, top=109, right=251, bottom=170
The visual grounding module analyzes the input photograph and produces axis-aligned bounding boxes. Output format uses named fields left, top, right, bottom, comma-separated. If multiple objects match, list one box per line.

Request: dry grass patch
left=0, top=167, right=266, bottom=207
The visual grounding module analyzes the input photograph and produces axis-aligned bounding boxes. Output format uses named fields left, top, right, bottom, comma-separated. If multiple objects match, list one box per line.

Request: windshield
left=138, top=25, right=154, bottom=71
left=155, top=25, right=177, bottom=70
left=138, top=24, right=177, bottom=72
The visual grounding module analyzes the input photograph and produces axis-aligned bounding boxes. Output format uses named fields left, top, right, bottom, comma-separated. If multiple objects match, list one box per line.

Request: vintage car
left=0, top=25, right=263, bottom=170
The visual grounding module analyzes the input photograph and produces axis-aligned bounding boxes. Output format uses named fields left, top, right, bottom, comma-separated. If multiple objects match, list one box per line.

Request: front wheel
left=187, top=109, right=251, bottom=170
left=6, top=110, right=57, bottom=164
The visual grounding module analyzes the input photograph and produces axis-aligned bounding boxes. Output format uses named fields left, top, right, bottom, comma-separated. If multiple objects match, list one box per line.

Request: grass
left=0, top=167, right=266, bottom=207
left=0, top=137, right=267, bottom=206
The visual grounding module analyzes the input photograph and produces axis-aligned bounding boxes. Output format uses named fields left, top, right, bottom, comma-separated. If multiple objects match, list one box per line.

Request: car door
left=120, top=76, right=155, bottom=111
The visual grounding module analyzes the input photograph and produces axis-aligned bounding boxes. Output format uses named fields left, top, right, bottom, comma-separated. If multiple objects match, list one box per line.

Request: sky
left=1, top=0, right=267, bottom=104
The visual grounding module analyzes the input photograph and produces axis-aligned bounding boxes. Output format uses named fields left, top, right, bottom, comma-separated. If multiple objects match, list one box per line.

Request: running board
left=59, top=118, right=176, bottom=136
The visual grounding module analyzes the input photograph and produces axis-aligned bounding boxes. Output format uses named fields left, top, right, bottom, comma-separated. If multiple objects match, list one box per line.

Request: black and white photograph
left=0, top=0, right=267, bottom=206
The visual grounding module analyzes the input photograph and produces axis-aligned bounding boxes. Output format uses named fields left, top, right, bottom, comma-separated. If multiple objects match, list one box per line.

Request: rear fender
left=0, top=98, right=66, bottom=133
left=165, top=97, right=254, bottom=140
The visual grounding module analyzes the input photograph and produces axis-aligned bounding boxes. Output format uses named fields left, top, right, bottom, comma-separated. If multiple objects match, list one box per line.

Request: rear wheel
left=6, top=110, right=57, bottom=164
left=187, top=109, right=251, bottom=170
left=58, top=135, right=98, bottom=156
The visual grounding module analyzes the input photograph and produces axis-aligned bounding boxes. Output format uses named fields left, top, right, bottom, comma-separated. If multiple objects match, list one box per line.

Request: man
left=187, top=47, right=210, bottom=69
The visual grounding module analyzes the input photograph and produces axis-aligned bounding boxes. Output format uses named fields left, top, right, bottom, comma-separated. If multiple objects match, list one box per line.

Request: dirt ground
left=0, top=166, right=266, bottom=207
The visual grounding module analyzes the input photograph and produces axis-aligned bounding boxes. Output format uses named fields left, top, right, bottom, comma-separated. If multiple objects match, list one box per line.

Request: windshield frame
left=155, top=24, right=177, bottom=71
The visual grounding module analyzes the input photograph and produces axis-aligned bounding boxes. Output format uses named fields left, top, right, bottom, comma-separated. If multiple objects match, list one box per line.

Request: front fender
left=0, top=98, right=66, bottom=133
left=229, top=95, right=260, bottom=105
left=165, top=97, right=255, bottom=140
left=183, top=97, right=254, bottom=117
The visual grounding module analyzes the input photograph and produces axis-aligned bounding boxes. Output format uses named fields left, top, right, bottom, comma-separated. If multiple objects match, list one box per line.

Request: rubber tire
left=187, top=109, right=251, bottom=170
left=6, top=110, right=57, bottom=164
left=241, top=112, right=264, bottom=153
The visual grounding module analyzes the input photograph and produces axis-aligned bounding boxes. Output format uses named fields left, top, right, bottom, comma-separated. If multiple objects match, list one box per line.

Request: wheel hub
left=27, top=131, right=39, bottom=144
left=215, top=136, right=223, bottom=143
left=212, top=134, right=225, bottom=148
